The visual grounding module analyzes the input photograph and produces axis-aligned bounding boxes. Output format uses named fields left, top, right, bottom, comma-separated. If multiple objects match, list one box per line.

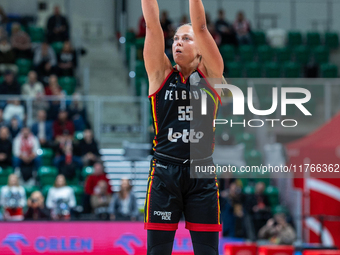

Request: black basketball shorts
left=144, top=157, right=222, bottom=232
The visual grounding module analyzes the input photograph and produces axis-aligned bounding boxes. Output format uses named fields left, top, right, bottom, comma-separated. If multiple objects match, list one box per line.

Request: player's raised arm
left=189, top=0, right=224, bottom=78
left=141, top=0, right=172, bottom=95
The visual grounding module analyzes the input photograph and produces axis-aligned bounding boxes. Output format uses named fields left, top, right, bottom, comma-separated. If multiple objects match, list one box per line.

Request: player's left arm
left=189, top=0, right=224, bottom=79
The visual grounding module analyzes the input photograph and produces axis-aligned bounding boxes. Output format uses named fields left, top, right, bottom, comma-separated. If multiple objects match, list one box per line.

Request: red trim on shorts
left=144, top=222, right=179, bottom=231
left=185, top=221, right=222, bottom=232
left=196, top=68, right=222, bottom=105
left=148, top=70, right=174, bottom=98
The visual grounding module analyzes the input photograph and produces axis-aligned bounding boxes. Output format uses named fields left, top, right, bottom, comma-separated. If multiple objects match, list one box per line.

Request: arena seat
left=51, top=41, right=64, bottom=55
left=125, top=31, right=136, bottom=44
left=257, top=45, right=273, bottom=62
left=24, top=185, right=39, bottom=198
left=0, top=167, right=13, bottom=185
left=265, top=186, right=280, bottom=206
left=293, top=45, right=310, bottom=64
left=74, top=131, right=84, bottom=140
left=253, top=31, right=266, bottom=46
left=70, top=185, right=84, bottom=206
left=236, top=133, right=256, bottom=151
left=245, top=149, right=262, bottom=167
left=255, top=83, right=276, bottom=96
left=42, top=185, right=52, bottom=198
left=272, top=205, right=290, bottom=215
left=263, top=62, right=281, bottom=78
left=28, top=26, right=45, bottom=43
left=15, top=58, right=32, bottom=76
left=306, top=31, right=322, bottom=48
left=17, top=75, right=27, bottom=86
left=38, top=166, right=58, bottom=186
left=325, top=32, right=339, bottom=49
left=81, top=166, right=94, bottom=180
left=288, top=31, right=302, bottom=46
left=313, top=45, right=329, bottom=64
left=239, top=45, right=254, bottom=62
left=282, top=61, right=301, bottom=77
left=220, top=44, right=236, bottom=62
left=226, top=62, right=243, bottom=78
left=320, top=63, right=338, bottom=77
left=38, top=148, right=54, bottom=166
left=0, top=76, right=3, bottom=84
left=275, top=47, right=292, bottom=63
left=58, top=76, right=76, bottom=95
left=245, top=62, right=262, bottom=77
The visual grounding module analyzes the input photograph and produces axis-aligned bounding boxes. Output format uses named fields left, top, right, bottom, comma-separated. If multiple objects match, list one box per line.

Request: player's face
left=173, top=25, right=200, bottom=65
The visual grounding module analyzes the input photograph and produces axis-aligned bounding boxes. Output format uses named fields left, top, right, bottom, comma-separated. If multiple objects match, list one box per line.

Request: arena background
left=0, top=0, right=340, bottom=254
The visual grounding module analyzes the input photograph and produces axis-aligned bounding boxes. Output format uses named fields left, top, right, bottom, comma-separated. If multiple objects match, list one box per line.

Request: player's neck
left=176, top=61, right=199, bottom=80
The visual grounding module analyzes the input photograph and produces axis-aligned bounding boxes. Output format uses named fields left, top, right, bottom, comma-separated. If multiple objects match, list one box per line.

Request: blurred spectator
left=137, top=16, right=146, bottom=38
left=57, top=41, right=77, bottom=76
left=67, top=93, right=90, bottom=130
left=244, top=182, right=271, bottom=235
left=160, top=11, right=172, bottom=37
left=0, top=37, right=17, bottom=74
left=31, top=110, right=54, bottom=148
left=0, top=108, right=5, bottom=127
left=0, top=174, right=26, bottom=221
left=8, top=117, right=21, bottom=139
left=47, top=6, right=70, bottom=43
left=24, top=191, right=50, bottom=220
left=79, top=129, right=100, bottom=166
left=233, top=11, right=252, bottom=45
left=0, top=6, right=8, bottom=25
left=109, top=178, right=138, bottom=221
left=83, top=161, right=111, bottom=213
left=21, top=71, right=45, bottom=97
left=13, top=126, right=41, bottom=182
left=91, top=180, right=112, bottom=220
left=165, top=27, right=175, bottom=61
left=45, top=74, right=61, bottom=96
left=258, top=213, right=296, bottom=244
left=0, top=70, right=20, bottom=95
left=53, top=109, right=74, bottom=141
left=215, top=9, right=237, bottom=46
left=0, top=126, right=12, bottom=168
left=10, top=23, right=32, bottom=59
left=46, top=174, right=76, bottom=220
left=3, top=98, right=25, bottom=124
left=33, top=42, right=57, bottom=81
left=53, top=131, right=81, bottom=179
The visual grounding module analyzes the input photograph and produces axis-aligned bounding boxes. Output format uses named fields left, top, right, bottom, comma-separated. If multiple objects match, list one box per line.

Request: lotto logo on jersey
left=168, top=128, right=204, bottom=143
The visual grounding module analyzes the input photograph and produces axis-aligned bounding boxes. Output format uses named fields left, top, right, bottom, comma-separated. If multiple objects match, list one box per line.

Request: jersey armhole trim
left=148, top=70, right=174, bottom=98
left=196, top=68, right=223, bottom=106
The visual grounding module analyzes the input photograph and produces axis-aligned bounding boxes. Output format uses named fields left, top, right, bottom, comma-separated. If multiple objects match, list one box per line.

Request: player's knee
left=190, top=231, right=219, bottom=255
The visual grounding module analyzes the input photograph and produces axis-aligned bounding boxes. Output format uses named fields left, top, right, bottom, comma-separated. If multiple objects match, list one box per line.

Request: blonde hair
left=7, top=174, right=19, bottom=187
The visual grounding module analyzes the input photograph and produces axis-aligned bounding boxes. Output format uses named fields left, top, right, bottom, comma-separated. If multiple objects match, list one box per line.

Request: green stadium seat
left=24, top=186, right=39, bottom=198
left=306, top=31, right=321, bottom=48
left=125, top=43, right=132, bottom=65
left=226, top=62, right=243, bottom=78
left=265, top=185, right=279, bottom=207
left=42, top=185, right=52, bottom=198
left=272, top=205, right=289, bottom=215
left=125, top=31, right=136, bottom=44
left=0, top=167, right=13, bottom=186
left=282, top=62, right=301, bottom=78
left=37, top=148, right=54, bottom=166
left=15, top=59, right=32, bottom=76
left=243, top=185, right=255, bottom=195
left=325, top=32, right=339, bottom=49
left=135, top=60, right=146, bottom=78
left=0, top=76, right=3, bottom=84
left=287, top=31, right=302, bottom=46
left=320, top=63, right=338, bottom=78
left=236, top=133, right=256, bottom=151
left=38, top=166, right=58, bottom=186
left=82, top=166, right=94, bottom=180
left=245, top=62, right=262, bottom=77
left=245, top=149, right=262, bottom=167
left=257, top=45, right=273, bottom=62
left=28, top=26, right=45, bottom=43
left=66, top=177, right=79, bottom=186
left=264, top=62, right=281, bottom=78
left=70, top=185, right=84, bottom=205
left=17, top=75, right=27, bottom=86
left=135, top=38, right=145, bottom=50
left=254, top=84, right=276, bottom=96
left=252, top=31, right=266, bottom=46
left=293, top=45, right=310, bottom=64
left=275, top=47, right=291, bottom=63
left=220, top=45, right=235, bottom=62
left=313, top=46, right=329, bottom=64
left=74, top=131, right=84, bottom=140
left=51, top=41, right=64, bottom=55
left=135, top=77, right=148, bottom=96
left=58, top=76, right=76, bottom=95
left=228, top=115, right=245, bottom=136
left=259, top=96, right=276, bottom=115
left=239, top=45, right=254, bottom=62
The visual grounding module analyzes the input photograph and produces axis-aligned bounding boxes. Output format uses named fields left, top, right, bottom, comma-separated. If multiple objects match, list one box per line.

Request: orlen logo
left=168, top=128, right=204, bottom=143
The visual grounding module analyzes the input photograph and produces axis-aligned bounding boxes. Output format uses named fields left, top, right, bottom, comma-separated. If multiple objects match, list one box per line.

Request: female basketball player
left=142, top=0, right=224, bottom=254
